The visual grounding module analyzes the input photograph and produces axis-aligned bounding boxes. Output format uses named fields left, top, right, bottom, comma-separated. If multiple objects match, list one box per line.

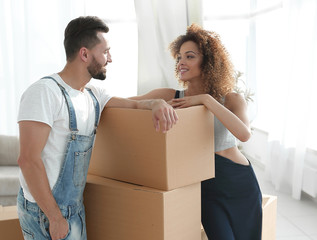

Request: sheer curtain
left=258, top=0, right=317, bottom=199
left=0, top=0, right=84, bottom=136
left=202, top=0, right=317, bottom=199
left=134, top=0, right=202, bottom=94
left=1, top=0, right=202, bottom=134
left=0, top=0, right=138, bottom=136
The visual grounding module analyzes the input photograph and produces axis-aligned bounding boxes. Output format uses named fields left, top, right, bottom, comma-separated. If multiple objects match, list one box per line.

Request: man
left=17, top=16, right=178, bottom=240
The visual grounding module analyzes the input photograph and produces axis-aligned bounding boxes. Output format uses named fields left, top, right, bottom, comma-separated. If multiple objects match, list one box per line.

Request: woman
left=132, top=24, right=262, bottom=240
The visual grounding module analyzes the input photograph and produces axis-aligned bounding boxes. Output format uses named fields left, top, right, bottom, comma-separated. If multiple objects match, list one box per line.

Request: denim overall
left=17, top=76, right=100, bottom=240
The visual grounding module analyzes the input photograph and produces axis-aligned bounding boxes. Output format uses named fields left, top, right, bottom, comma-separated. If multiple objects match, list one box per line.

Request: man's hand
left=49, top=216, right=69, bottom=240
left=106, top=97, right=178, bottom=132
left=151, top=99, right=178, bottom=133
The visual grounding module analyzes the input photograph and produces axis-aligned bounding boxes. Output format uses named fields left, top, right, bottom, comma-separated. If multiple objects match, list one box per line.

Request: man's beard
left=87, top=56, right=107, bottom=80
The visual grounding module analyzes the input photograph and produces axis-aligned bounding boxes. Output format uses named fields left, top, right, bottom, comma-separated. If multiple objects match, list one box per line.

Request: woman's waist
left=215, top=146, right=249, bottom=166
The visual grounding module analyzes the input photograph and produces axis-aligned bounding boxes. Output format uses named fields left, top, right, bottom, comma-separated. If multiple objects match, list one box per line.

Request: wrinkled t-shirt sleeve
left=17, top=82, right=61, bottom=127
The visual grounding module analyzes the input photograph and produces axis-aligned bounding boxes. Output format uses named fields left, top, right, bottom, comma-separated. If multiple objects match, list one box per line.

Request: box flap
left=262, top=194, right=277, bottom=209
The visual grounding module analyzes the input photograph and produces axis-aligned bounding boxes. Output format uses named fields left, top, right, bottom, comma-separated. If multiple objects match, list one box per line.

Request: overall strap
left=174, top=90, right=180, bottom=99
left=174, top=90, right=185, bottom=99
left=85, top=88, right=100, bottom=134
left=41, top=76, right=78, bottom=133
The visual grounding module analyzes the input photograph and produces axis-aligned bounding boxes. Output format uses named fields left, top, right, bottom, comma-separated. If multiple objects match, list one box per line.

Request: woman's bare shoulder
left=224, top=92, right=247, bottom=110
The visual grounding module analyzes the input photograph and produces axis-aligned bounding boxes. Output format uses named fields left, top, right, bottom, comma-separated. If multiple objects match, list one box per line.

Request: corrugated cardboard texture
left=89, top=105, right=214, bottom=190
left=0, top=205, right=24, bottom=240
left=262, top=194, right=277, bottom=240
left=84, top=175, right=201, bottom=240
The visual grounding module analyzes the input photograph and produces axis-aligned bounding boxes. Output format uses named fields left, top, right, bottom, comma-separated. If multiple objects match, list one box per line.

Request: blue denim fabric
left=17, top=190, right=86, bottom=240
left=17, top=76, right=100, bottom=240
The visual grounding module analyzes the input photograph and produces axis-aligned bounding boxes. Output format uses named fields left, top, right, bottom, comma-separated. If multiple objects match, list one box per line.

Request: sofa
left=0, top=135, right=20, bottom=206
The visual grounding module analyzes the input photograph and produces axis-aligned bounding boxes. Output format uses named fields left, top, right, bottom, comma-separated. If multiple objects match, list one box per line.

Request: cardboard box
left=84, top=174, right=201, bottom=240
left=0, top=205, right=23, bottom=240
left=200, top=195, right=277, bottom=240
left=201, top=224, right=208, bottom=240
left=89, top=106, right=214, bottom=190
left=262, top=194, right=277, bottom=240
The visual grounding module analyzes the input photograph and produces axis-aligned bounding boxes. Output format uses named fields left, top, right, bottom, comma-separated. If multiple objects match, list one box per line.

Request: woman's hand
left=170, top=94, right=207, bottom=108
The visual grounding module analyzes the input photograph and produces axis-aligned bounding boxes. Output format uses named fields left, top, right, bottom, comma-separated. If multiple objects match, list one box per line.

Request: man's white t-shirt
left=17, top=73, right=112, bottom=202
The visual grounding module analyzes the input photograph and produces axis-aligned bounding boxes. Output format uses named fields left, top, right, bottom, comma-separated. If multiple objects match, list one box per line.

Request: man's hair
left=64, top=16, right=109, bottom=61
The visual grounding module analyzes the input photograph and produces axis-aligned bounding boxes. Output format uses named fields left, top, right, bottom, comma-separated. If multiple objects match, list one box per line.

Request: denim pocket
left=40, top=211, right=71, bottom=240
left=21, top=227, right=34, bottom=239
left=78, top=209, right=86, bottom=236
left=73, top=146, right=92, bottom=187
left=17, top=202, right=36, bottom=239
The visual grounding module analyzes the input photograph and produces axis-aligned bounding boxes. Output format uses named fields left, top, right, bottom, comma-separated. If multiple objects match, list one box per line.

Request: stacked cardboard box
left=88, top=106, right=215, bottom=190
left=0, top=205, right=23, bottom=240
left=84, top=106, right=215, bottom=239
left=84, top=175, right=201, bottom=240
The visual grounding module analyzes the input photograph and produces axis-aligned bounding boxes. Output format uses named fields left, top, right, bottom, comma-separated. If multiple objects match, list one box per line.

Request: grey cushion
left=0, top=196, right=17, bottom=206
left=0, top=135, right=19, bottom=166
left=0, top=166, right=20, bottom=196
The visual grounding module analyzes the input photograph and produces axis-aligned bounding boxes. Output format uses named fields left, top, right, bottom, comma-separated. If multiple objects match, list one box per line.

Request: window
left=203, top=0, right=317, bottom=151
left=0, top=0, right=138, bottom=135
left=85, top=0, right=138, bottom=97
left=202, top=0, right=251, bottom=75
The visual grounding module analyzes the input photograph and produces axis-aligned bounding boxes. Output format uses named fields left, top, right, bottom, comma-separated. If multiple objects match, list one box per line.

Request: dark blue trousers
left=201, top=154, right=262, bottom=240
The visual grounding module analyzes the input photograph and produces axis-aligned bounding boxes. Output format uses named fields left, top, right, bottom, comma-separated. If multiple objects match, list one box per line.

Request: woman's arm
left=128, top=88, right=176, bottom=102
left=171, top=93, right=251, bottom=142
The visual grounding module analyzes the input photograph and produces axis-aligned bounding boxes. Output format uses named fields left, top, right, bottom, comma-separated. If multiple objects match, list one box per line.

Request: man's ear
left=79, top=47, right=89, bottom=62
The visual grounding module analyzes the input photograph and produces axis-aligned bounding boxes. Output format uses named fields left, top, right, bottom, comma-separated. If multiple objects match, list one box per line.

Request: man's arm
left=106, top=97, right=178, bottom=133
left=18, top=121, right=68, bottom=240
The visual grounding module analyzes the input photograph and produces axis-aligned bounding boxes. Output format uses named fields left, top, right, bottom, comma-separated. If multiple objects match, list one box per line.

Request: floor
left=252, top=161, right=317, bottom=240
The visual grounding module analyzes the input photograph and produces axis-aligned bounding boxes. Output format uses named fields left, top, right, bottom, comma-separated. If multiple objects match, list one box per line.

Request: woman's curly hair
left=169, top=24, right=236, bottom=102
